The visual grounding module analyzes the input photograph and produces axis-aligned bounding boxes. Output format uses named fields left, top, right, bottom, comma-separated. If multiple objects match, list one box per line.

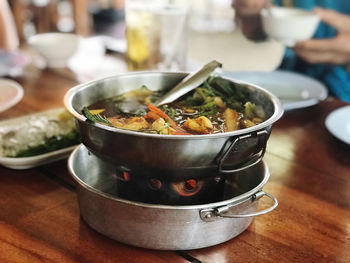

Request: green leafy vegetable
left=161, top=105, right=177, bottom=119
left=14, top=131, right=80, bottom=157
left=213, top=78, right=234, bottom=96
left=82, top=107, right=116, bottom=127
left=244, top=102, right=265, bottom=119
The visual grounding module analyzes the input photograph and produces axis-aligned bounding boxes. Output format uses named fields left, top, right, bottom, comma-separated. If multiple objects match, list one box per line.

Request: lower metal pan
left=68, top=144, right=277, bottom=250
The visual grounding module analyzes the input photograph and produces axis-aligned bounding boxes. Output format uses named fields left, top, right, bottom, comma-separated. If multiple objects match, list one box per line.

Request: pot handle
left=200, top=191, right=278, bottom=222
left=217, top=130, right=269, bottom=174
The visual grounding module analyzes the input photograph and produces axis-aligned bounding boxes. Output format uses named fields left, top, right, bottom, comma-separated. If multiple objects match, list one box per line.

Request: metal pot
left=64, top=72, right=283, bottom=179
left=68, top=145, right=277, bottom=250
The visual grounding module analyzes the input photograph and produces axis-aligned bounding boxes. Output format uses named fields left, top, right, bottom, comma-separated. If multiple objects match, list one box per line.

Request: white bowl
left=261, top=7, right=320, bottom=47
left=28, top=33, right=79, bottom=68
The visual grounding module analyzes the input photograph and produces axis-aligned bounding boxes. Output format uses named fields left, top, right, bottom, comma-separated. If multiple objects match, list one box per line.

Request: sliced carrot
left=145, top=111, right=161, bottom=120
left=146, top=103, right=192, bottom=135
left=147, top=103, right=177, bottom=128
left=147, top=103, right=168, bottom=119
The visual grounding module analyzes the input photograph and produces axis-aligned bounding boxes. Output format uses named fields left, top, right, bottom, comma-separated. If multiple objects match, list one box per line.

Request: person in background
left=233, top=0, right=350, bottom=102
left=0, top=0, right=19, bottom=51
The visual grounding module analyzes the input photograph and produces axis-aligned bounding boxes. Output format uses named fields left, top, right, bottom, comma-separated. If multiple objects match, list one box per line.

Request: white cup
left=261, top=7, right=320, bottom=47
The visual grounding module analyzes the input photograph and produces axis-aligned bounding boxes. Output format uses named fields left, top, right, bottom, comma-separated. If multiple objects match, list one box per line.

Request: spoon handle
left=155, top=60, right=222, bottom=106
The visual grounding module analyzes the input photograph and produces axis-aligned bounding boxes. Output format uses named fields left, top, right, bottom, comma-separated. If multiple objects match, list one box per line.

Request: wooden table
left=0, top=65, right=349, bottom=263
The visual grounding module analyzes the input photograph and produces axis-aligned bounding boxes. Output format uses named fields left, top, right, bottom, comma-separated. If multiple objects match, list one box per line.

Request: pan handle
left=217, top=130, right=269, bottom=173
left=200, top=191, right=278, bottom=222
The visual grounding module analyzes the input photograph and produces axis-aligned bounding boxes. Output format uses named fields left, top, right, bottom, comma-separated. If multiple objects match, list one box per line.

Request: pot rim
left=68, top=144, right=271, bottom=210
left=64, top=71, right=284, bottom=140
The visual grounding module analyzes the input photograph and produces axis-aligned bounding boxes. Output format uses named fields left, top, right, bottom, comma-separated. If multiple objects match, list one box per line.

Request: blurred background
left=5, top=0, right=284, bottom=81
left=10, top=0, right=235, bottom=39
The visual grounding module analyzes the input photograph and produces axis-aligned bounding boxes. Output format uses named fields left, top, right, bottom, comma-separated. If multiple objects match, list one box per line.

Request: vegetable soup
left=82, top=76, right=266, bottom=135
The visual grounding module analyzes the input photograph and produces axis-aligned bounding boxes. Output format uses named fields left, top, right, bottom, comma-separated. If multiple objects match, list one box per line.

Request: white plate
left=0, top=108, right=78, bottom=169
left=0, top=145, right=77, bottom=170
left=223, top=70, right=328, bottom=111
left=325, top=106, right=350, bottom=145
left=0, top=78, right=23, bottom=112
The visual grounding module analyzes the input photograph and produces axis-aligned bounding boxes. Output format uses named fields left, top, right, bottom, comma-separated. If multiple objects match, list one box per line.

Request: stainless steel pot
left=68, top=145, right=278, bottom=250
left=64, top=72, right=283, bottom=179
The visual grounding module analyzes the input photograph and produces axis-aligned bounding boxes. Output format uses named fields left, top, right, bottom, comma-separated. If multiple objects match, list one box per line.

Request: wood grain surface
left=0, top=65, right=349, bottom=263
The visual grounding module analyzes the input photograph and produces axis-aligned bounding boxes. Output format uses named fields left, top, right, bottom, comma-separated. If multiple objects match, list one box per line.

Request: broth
left=83, top=77, right=266, bottom=135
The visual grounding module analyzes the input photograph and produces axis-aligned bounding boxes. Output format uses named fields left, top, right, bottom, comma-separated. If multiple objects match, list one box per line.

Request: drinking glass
left=125, top=0, right=188, bottom=71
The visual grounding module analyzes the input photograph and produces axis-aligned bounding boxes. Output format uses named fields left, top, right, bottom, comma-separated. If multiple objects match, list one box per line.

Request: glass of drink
left=125, top=0, right=189, bottom=71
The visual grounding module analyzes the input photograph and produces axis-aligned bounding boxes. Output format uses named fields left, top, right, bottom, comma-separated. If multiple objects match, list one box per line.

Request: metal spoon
left=155, top=60, right=222, bottom=106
